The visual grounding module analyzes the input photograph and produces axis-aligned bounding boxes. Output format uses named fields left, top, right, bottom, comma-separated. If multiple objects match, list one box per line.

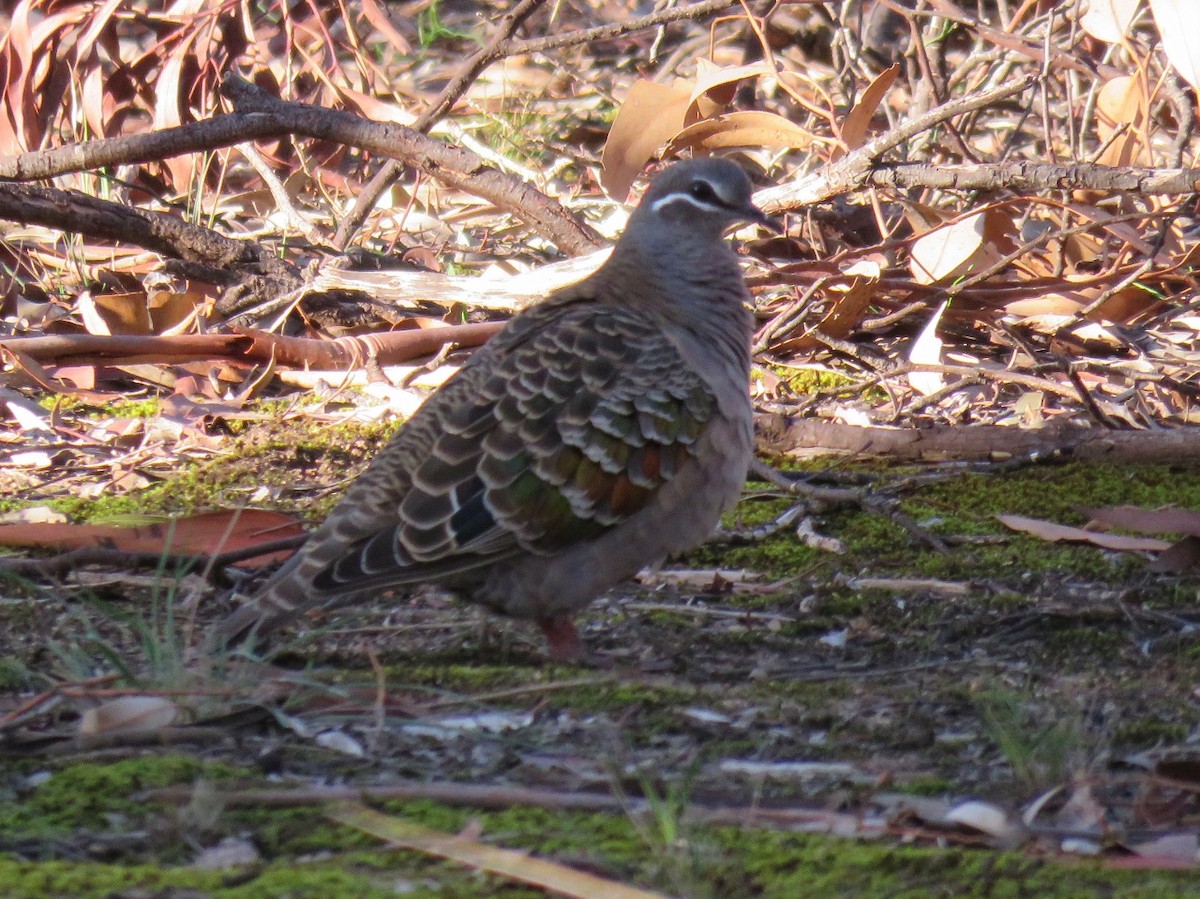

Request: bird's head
left=629, top=157, right=778, bottom=241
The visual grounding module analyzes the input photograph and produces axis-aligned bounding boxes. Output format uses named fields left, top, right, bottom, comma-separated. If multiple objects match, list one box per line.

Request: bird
left=211, top=157, right=774, bottom=660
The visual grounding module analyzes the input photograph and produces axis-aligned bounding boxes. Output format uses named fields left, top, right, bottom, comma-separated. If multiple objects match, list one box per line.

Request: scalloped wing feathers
left=311, top=298, right=717, bottom=594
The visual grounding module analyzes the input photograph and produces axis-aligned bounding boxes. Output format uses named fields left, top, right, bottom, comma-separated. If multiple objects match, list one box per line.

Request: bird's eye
left=688, top=180, right=718, bottom=203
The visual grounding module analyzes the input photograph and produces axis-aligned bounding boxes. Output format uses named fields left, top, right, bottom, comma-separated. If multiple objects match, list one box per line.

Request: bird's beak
left=744, top=201, right=781, bottom=233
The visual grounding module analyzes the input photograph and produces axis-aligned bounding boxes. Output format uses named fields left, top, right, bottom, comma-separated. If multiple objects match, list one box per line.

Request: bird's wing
left=312, top=300, right=718, bottom=594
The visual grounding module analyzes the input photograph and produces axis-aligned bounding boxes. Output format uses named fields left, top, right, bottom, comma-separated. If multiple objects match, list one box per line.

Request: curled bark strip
left=0, top=323, right=503, bottom=369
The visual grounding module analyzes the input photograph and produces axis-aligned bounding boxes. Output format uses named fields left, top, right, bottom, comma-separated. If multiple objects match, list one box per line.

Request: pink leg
left=537, top=616, right=584, bottom=661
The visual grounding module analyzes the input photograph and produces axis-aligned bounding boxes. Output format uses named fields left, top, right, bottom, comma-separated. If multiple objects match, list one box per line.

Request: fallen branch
left=865, top=161, right=1200, bottom=196
left=0, top=74, right=604, bottom=257
left=0, top=182, right=297, bottom=284
left=755, top=415, right=1200, bottom=464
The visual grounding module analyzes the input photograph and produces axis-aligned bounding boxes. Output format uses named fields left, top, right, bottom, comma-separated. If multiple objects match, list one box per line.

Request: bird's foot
left=537, top=616, right=585, bottom=662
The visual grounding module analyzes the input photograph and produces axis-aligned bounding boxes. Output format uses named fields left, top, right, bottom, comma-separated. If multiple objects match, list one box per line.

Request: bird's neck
left=597, top=234, right=753, bottom=389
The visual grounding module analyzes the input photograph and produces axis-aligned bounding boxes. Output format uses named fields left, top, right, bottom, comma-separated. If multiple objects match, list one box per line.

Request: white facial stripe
left=650, top=192, right=721, bottom=214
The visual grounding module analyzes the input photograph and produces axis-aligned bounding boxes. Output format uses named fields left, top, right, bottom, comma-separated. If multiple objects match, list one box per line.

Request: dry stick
left=220, top=74, right=604, bottom=258
left=334, top=0, right=550, bottom=249
left=141, top=779, right=986, bottom=844
left=1048, top=346, right=1122, bottom=431
left=753, top=413, right=1200, bottom=464
left=0, top=181, right=297, bottom=282
left=756, top=75, right=1041, bottom=211
left=758, top=74, right=1200, bottom=212
left=864, top=161, right=1200, bottom=195
left=0, top=323, right=503, bottom=369
left=3, top=82, right=1192, bottom=275
left=238, top=141, right=324, bottom=245
left=0, top=79, right=602, bottom=258
left=925, top=0, right=1120, bottom=80
left=746, top=460, right=949, bottom=554
left=866, top=361, right=1083, bottom=402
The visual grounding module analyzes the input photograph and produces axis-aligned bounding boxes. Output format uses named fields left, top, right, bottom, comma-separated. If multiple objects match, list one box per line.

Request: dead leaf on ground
left=79, top=695, right=179, bottom=736
left=996, top=514, right=1173, bottom=552
left=600, top=78, right=694, bottom=201
left=668, top=110, right=817, bottom=155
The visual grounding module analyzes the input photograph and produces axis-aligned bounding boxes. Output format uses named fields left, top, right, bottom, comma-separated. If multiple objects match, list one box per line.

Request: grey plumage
left=211, top=158, right=771, bottom=658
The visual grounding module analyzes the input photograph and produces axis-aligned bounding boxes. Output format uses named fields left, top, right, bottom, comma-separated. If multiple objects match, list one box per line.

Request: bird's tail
left=204, top=556, right=313, bottom=654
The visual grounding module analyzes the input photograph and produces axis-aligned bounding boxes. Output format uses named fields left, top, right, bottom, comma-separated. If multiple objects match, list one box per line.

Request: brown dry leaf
left=78, top=291, right=152, bottom=336
left=996, top=514, right=1172, bottom=552
left=1081, top=0, right=1142, bottom=42
left=835, top=63, right=900, bottom=158
left=1086, top=285, right=1161, bottom=323
left=79, top=696, right=179, bottom=737
left=1094, top=75, right=1150, bottom=168
left=772, top=272, right=877, bottom=353
left=360, top=0, right=413, bottom=55
left=327, top=802, right=672, bottom=899
left=1097, top=75, right=1148, bottom=129
left=81, top=65, right=109, bottom=140
left=944, top=801, right=1026, bottom=847
left=0, top=509, right=307, bottom=565
left=668, top=110, right=816, bottom=154
left=1155, top=756, right=1200, bottom=785
left=1005, top=296, right=1087, bottom=317
left=152, top=22, right=200, bottom=192
left=147, top=284, right=210, bottom=335
left=1149, top=0, right=1200, bottom=90
left=4, top=3, right=93, bottom=150
left=336, top=85, right=417, bottom=125
left=1, top=387, right=50, bottom=434
left=53, top=366, right=97, bottom=391
left=686, top=60, right=767, bottom=118
left=1081, top=505, right=1200, bottom=537
left=600, top=79, right=693, bottom=200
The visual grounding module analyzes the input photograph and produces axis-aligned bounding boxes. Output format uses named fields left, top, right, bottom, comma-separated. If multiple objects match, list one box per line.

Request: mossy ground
left=1, top=758, right=1196, bottom=897
left=3, top=402, right=1200, bottom=895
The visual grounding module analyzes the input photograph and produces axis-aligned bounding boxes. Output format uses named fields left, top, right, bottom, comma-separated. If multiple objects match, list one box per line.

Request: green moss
left=704, top=461, right=1199, bottom=589
left=382, top=664, right=538, bottom=695
left=0, top=656, right=32, bottom=689
left=41, top=413, right=402, bottom=523
left=0, top=857, right=220, bottom=898
left=766, top=365, right=858, bottom=395
left=0, top=852, right=496, bottom=899
left=896, top=776, right=955, bottom=796
left=0, top=756, right=234, bottom=839
left=5, top=784, right=1200, bottom=896
left=100, top=398, right=162, bottom=419
left=1110, top=719, right=1189, bottom=749
left=735, top=832, right=1194, bottom=898
left=36, top=396, right=161, bottom=419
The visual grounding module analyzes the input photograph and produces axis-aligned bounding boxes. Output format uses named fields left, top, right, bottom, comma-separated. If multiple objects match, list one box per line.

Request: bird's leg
left=537, top=616, right=584, bottom=661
